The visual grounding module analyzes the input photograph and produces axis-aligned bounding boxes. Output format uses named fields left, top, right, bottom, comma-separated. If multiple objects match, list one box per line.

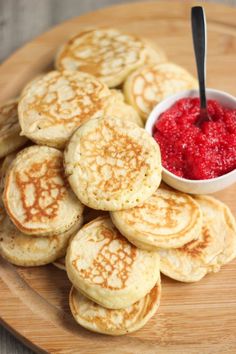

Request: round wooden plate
left=0, top=2, right=236, bottom=353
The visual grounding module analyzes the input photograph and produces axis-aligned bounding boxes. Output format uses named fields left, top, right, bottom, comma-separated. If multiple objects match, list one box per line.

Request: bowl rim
left=145, top=87, right=236, bottom=184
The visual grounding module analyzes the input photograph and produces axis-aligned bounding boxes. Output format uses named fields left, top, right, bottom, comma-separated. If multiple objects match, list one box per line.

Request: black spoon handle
left=191, top=6, right=207, bottom=110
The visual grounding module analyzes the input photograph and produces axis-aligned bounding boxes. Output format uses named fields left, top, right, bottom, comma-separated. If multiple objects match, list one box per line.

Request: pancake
left=124, top=62, right=198, bottom=121
left=53, top=209, right=107, bottom=270
left=143, top=40, right=167, bottom=65
left=53, top=256, right=66, bottom=270
left=0, top=99, right=28, bottom=158
left=0, top=152, right=17, bottom=197
left=157, top=196, right=236, bottom=282
left=3, top=145, right=84, bottom=236
left=18, top=70, right=111, bottom=148
left=0, top=208, right=82, bottom=267
left=66, top=216, right=160, bottom=309
left=195, top=196, right=236, bottom=267
left=64, top=116, right=162, bottom=211
left=55, top=28, right=151, bottom=88
left=69, top=281, right=161, bottom=335
left=111, top=188, right=202, bottom=250
left=102, top=92, right=144, bottom=127
left=110, top=89, right=125, bottom=101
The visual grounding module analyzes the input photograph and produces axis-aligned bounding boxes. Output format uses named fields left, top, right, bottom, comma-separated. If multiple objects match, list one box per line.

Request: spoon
left=191, top=6, right=211, bottom=126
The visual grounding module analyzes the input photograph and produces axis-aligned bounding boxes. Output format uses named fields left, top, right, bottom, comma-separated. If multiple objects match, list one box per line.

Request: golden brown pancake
left=102, top=91, right=144, bottom=127
left=64, top=116, right=162, bottom=211
left=69, top=281, right=161, bottom=335
left=0, top=207, right=82, bottom=267
left=124, top=62, right=197, bottom=121
left=195, top=196, right=236, bottom=267
left=143, top=39, right=167, bottom=65
left=157, top=196, right=236, bottom=282
left=18, top=70, right=111, bottom=148
left=55, top=28, right=150, bottom=88
left=3, top=145, right=84, bottom=236
left=111, top=188, right=202, bottom=250
left=66, top=216, right=160, bottom=309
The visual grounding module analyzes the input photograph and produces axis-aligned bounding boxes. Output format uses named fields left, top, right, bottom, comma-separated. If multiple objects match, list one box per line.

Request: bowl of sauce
left=145, top=88, right=236, bottom=194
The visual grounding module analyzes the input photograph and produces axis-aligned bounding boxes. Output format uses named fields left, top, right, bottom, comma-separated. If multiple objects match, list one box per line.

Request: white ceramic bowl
left=145, top=88, right=236, bottom=194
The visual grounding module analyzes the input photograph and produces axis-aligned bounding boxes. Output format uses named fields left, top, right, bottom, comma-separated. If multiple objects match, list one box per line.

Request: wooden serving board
left=0, top=1, right=236, bottom=353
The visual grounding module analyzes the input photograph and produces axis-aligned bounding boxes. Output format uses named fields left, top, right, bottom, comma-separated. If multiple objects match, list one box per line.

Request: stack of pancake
left=0, top=146, right=84, bottom=266
left=111, top=188, right=236, bottom=282
left=0, top=27, right=235, bottom=336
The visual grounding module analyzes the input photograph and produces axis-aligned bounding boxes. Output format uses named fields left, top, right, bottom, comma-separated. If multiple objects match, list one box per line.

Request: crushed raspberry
left=153, top=98, right=236, bottom=180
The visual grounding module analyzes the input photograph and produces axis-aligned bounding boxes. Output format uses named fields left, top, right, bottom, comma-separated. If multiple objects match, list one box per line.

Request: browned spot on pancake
left=80, top=119, right=148, bottom=194
left=74, top=226, right=137, bottom=290
left=90, top=301, right=140, bottom=331
left=15, top=156, right=66, bottom=223
left=180, top=226, right=211, bottom=257
left=126, top=191, right=195, bottom=231
left=77, top=291, right=141, bottom=331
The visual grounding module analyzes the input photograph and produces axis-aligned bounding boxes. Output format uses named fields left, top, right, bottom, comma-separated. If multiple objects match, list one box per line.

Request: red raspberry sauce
left=153, top=98, right=236, bottom=180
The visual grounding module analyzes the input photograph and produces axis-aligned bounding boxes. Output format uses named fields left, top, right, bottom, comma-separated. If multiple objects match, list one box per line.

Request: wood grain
left=1, top=0, right=236, bottom=63
left=0, top=1, right=236, bottom=353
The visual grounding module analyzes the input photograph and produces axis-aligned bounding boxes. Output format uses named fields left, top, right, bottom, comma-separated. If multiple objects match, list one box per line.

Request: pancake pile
left=66, top=216, right=160, bottom=308
left=157, top=195, right=236, bottom=282
left=111, top=190, right=236, bottom=283
left=16, top=28, right=197, bottom=148
left=69, top=281, right=161, bottom=335
left=0, top=207, right=81, bottom=267
left=0, top=26, right=235, bottom=336
left=66, top=215, right=161, bottom=334
left=0, top=145, right=84, bottom=266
